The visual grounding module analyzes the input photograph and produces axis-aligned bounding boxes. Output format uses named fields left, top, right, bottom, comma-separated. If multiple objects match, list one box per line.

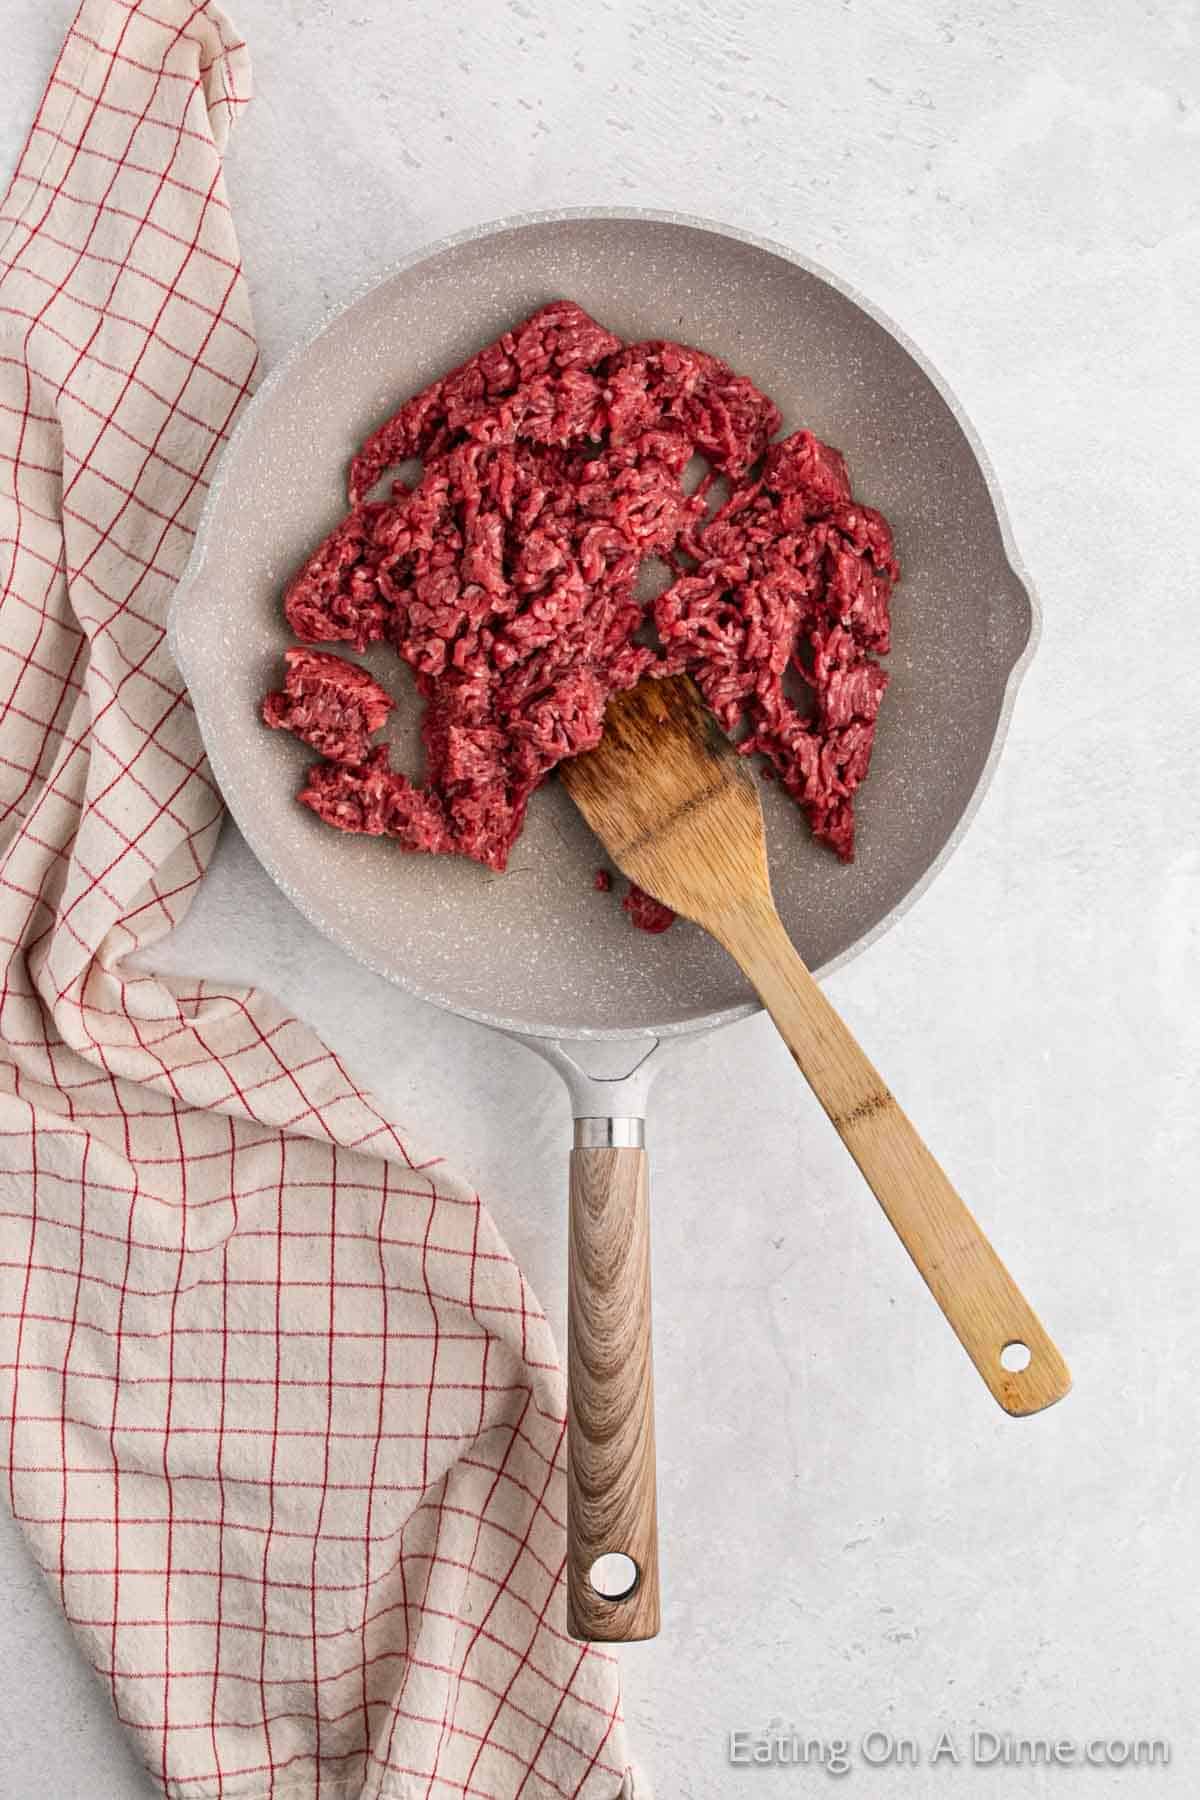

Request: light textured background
left=3, top=2, right=1198, bottom=1796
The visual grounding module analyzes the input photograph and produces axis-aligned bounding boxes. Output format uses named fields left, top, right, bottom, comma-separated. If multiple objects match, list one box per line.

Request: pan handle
left=567, top=1118, right=660, bottom=1641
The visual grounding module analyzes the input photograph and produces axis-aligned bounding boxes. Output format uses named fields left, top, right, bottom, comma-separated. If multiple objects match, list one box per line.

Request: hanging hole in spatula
left=1000, top=1340, right=1032, bottom=1372
left=589, top=1553, right=639, bottom=1601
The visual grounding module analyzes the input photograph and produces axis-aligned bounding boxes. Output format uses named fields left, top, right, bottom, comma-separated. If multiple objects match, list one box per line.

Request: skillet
left=169, top=208, right=1040, bottom=1638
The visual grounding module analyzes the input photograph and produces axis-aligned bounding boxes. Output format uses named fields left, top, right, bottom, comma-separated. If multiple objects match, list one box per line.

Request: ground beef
left=594, top=867, right=675, bottom=933
left=263, top=299, right=898, bottom=877
left=623, top=884, right=677, bottom=934
left=261, top=647, right=395, bottom=763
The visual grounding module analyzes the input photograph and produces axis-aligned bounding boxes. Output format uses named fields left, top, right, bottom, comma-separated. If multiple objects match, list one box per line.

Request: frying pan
left=168, top=208, right=1039, bottom=1642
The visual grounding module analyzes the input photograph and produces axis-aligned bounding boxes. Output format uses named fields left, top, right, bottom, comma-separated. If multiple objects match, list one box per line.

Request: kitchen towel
left=0, top=3, right=643, bottom=1795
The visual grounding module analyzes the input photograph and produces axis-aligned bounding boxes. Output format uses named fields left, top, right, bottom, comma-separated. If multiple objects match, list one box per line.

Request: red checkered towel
left=0, top=4, right=643, bottom=1795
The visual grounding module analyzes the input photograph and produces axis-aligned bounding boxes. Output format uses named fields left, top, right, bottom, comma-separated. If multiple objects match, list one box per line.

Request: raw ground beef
left=590, top=866, right=673, bottom=933
left=263, top=299, right=899, bottom=894
left=623, top=884, right=677, bottom=934
left=261, top=647, right=394, bottom=763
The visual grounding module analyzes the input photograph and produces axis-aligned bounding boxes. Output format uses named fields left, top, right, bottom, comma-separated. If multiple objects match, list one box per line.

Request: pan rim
left=169, top=205, right=1041, bottom=1043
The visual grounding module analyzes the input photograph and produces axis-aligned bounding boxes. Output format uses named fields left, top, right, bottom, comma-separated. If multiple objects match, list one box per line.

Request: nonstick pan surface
left=170, top=209, right=1037, bottom=1040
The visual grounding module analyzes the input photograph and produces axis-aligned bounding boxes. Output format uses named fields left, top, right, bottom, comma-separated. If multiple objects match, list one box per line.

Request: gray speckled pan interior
left=169, top=210, right=1036, bottom=1041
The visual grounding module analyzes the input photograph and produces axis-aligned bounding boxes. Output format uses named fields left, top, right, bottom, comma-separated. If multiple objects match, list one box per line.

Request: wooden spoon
left=560, top=673, right=1070, bottom=1637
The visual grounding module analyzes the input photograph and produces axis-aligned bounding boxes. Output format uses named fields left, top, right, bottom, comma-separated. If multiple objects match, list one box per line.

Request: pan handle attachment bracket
left=505, top=1033, right=666, bottom=1121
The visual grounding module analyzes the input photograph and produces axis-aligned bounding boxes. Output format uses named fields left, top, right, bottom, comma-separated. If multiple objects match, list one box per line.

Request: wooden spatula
left=560, top=673, right=1070, bottom=1636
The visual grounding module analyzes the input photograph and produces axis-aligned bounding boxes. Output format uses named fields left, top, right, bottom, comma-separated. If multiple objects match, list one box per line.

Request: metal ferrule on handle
left=574, top=1117, right=645, bottom=1148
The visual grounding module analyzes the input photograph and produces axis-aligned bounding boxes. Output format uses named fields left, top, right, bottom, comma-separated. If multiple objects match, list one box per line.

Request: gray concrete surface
left=2, top=2, right=1198, bottom=1795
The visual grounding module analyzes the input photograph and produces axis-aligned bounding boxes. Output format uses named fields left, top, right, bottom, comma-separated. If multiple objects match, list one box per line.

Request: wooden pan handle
left=567, top=1139, right=660, bottom=1641
left=719, top=901, right=1071, bottom=1417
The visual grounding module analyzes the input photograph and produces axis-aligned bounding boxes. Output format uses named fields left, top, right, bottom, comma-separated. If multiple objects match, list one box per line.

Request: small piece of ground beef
left=623, top=884, right=677, bottom=934
left=593, top=868, right=612, bottom=893
left=261, top=647, right=394, bottom=763
left=263, top=300, right=898, bottom=875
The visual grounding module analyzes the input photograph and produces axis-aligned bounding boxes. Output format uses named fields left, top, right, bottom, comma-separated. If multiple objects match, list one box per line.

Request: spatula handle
left=720, top=901, right=1070, bottom=1416
left=567, top=1135, right=660, bottom=1641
